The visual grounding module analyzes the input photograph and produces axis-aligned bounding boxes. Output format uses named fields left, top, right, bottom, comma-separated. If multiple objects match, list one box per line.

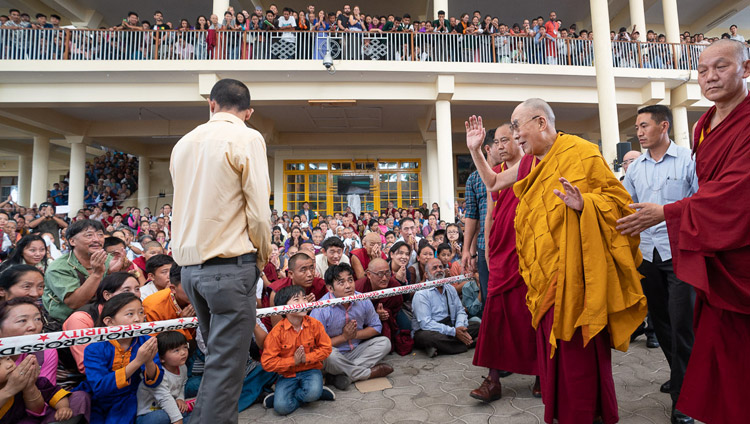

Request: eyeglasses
left=509, top=115, right=541, bottom=132
left=367, top=270, right=392, bottom=279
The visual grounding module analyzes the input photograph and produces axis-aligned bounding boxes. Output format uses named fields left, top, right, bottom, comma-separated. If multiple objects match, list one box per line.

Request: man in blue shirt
left=622, top=105, right=698, bottom=424
left=412, top=258, right=479, bottom=358
left=311, top=263, right=393, bottom=390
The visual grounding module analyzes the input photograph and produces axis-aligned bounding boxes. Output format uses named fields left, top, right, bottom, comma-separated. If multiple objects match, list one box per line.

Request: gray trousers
left=323, top=336, right=391, bottom=381
left=182, top=255, right=258, bottom=424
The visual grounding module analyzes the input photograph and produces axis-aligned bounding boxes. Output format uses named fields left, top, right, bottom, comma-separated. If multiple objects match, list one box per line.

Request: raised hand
left=90, top=250, right=108, bottom=276
left=465, top=115, right=487, bottom=152
left=553, top=177, right=584, bottom=211
left=376, top=303, right=390, bottom=321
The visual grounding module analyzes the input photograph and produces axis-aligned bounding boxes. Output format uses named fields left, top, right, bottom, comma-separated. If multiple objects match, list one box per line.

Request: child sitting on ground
left=81, top=293, right=163, bottom=423
left=137, top=331, right=191, bottom=424
left=261, top=285, right=334, bottom=415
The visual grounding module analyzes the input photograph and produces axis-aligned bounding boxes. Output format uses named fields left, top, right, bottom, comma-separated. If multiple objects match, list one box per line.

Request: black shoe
left=646, top=334, right=660, bottom=348
left=498, top=370, right=513, bottom=378
left=671, top=409, right=694, bottom=424
left=660, top=380, right=671, bottom=393
left=330, top=374, right=351, bottom=391
left=630, top=323, right=646, bottom=342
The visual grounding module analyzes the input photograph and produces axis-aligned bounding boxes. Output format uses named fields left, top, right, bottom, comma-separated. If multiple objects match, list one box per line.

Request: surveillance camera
left=323, top=51, right=333, bottom=69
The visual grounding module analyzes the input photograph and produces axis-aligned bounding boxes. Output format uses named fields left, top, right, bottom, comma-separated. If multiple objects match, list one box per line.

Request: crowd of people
left=2, top=5, right=747, bottom=66
left=0, top=187, right=493, bottom=422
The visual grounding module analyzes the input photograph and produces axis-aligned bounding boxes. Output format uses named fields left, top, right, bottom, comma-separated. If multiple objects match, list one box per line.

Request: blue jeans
left=137, top=409, right=190, bottom=424
left=273, top=369, right=323, bottom=415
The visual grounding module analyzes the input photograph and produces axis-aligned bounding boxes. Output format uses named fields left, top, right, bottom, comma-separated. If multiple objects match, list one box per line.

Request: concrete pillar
left=67, top=137, right=87, bottom=218
left=213, top=0, right=230, bottom=19
left=424, top=138, right=439, bottom=205
left=672, top=106, right=690, bottom=148
left=590, top=0, right=620, bottom=167
left=17, top=155, right=32, bottom=207
left=435, top=100, right=456, bottom=223
left=273, top=155, right=284, bottom=213
left=662, top=0, right=680, bottom=44
left=30, top=136, right=50, bottom=207
left=138, top=156, right=150, bottom=211
left=628, top=0, right=646, bottom=37
left=433, top=0, right=448, bottom=20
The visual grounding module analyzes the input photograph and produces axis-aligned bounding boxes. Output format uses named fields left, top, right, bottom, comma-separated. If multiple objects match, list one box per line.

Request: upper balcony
left=1, top=28, right=712, bottom=71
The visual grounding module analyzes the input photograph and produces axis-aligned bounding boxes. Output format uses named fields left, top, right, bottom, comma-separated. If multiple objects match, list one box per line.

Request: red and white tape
left=0, top=274, right=472, bottom=356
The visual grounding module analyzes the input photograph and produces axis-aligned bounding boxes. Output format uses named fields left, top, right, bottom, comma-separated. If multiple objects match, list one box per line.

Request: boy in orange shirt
left=261, top=285, right=335, bottom=415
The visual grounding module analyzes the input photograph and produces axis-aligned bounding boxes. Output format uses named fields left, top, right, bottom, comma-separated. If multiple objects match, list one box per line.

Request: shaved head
left=622, top=150, right=641, bottom=174
left=363, top=232, right=381, bottom=245
left=368, top=258, right=388, bottom=270
left=518, top=98, right=556, bottom=126
left=697, top=39, right=750, bottom=106
left=701, top=39, right=749, bottom=64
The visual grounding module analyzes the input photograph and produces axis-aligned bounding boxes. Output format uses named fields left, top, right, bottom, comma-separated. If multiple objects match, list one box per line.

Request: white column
left=662, top=0, right=680, bottom=44
left=424, top=138, right=439, bottom=205
left=17, top=155, right=32, bottom=207
left=213, top=0, right=230, bottom=19
left=138, top=156, right=150, bottom=210
left=590, top=0, right=620, bottom=166
left=672, top=106, right=690, bottom=148
left=435, top=100, right=456, bottom=223
left=273, top=155, right=284, bottom=213
left=433, top=0, right=448, bottom=20
left=67, top=138, right=86, bottom=218
left=628, top=0, right=646, bottom=37
left=30, top=136, right=49, bottom=207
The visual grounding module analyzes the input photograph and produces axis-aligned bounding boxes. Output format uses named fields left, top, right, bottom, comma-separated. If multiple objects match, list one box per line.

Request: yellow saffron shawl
left=513, top=133, right=647, bottom=356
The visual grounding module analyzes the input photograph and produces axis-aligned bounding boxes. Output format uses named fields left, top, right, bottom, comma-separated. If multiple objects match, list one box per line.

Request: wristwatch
left=471, top=254, right=478, bottom=259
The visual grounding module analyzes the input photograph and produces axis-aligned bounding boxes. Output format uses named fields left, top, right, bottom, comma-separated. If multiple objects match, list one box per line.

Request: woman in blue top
left=80, top=293, right=163, bottom=424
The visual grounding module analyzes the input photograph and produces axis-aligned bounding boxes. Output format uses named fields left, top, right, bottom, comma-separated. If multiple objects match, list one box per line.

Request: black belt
left=202, top=253, right=257, bottom=266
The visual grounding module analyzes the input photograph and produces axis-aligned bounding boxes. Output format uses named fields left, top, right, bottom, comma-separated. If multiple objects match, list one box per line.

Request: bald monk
left=469, top=123, right=540, bottom=402
left=617, top=39, right=750, bottom=424
left=466, top=99, right=647, bottom=424
left=621, top=150, right=641, bottom=176
left=350, top=232, right=388, bottom=279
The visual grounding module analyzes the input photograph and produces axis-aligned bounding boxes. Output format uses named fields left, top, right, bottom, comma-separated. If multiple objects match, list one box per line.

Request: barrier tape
left=0, top=274, right=472, bottom=357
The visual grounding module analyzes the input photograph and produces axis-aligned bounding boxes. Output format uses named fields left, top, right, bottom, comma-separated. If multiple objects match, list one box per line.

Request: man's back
left=170, top=112, right=270, bottom=266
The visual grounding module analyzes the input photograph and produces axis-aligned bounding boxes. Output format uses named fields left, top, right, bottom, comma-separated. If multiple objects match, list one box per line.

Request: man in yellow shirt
left=170, top=78, right=270, bottom=423
left=465, top=98, right=647, bottom=424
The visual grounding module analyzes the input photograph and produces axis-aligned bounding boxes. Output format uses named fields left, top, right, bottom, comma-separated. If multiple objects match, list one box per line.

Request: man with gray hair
left=412, top=258, right=480, bottom=358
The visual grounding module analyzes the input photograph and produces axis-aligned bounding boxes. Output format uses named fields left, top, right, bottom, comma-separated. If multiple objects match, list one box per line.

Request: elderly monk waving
left=618, top=40, right=750, bottom=424
left=466, top=98, right=647, bottom=424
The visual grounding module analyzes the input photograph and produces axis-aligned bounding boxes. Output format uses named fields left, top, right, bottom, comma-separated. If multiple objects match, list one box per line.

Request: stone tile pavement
left=239, top=336, right=699, bottom=423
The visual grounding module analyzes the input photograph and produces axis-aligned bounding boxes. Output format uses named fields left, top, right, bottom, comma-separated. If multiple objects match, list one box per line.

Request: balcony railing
left=0, top=28, right=715, bottom=70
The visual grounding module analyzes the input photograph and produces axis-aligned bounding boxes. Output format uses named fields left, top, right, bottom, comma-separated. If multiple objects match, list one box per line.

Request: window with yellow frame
left=283, top=159, right=422, bottom=216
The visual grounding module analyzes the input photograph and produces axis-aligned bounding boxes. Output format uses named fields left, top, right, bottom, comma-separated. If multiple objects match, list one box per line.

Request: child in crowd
left=140, top=255, right=175, bottom=300
left=137, top=331, right=191, bottom=424
left=81, top=293, right=163, bottom=424
left=0, top=298, right=91, bottom=424
left=132, top=241, right=165, bottom=275
left=261, top=285, right=334, bottom=415
left=143, top=266, right=195, bottom=341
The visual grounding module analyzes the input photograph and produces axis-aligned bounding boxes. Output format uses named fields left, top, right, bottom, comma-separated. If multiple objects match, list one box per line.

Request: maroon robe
left=263, top=262, right=279, bottom=282
left=664, top=93, right=750, bottom=423
left=355, top=276, right=413, bottom=355
left=473, top=157, right=538, bottom=375
left=350, top=248, right=387, bottom=271
left=268, top=277, right=328, bottom=302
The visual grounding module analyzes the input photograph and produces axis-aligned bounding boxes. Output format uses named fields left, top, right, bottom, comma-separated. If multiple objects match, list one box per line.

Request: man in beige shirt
left=170, top=78, right=270, bottom=424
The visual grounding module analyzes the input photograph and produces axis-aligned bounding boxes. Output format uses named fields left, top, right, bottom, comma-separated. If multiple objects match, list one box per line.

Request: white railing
left=0, top=28, right=724, bottom=70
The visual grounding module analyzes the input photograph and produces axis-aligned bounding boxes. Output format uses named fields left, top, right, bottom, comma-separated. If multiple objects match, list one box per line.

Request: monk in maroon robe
left=355, top=258, right=414, bottom=356
left=265, top=253, right=327, bottom=327
left=469, top=124, right=539, bottom=402
left=617, top=40, right=750, bottom=423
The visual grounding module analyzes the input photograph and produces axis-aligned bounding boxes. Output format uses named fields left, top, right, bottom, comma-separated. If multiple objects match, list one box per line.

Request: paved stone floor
left=239, top=336, right=698, bottom=423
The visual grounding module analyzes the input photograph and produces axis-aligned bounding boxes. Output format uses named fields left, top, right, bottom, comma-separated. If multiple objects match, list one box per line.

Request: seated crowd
left=0, top=196, right=482, bottom=421
left=2, top=5, right=745, bottom=65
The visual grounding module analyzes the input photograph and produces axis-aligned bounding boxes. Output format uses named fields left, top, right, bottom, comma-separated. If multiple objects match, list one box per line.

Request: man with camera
left=29, top=202, right=68, bottom=248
